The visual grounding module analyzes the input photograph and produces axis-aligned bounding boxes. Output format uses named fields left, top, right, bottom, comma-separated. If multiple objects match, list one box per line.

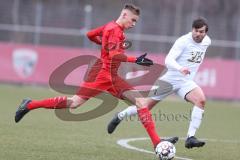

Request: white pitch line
left=117, top=137, right=240, bottom=160
left=117, top=137, right=193, bottom=160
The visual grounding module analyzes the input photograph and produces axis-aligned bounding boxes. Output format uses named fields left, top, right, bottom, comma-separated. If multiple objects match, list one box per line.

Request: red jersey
left=76, top=21, right=136, bottom=99
left=87, top=21, right=136, bottom=75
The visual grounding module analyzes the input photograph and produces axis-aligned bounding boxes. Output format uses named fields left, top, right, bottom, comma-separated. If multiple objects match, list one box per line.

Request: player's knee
left=67, top=98, right=78, bottom=109
left=68, top=96, right=85, bottom=109
left=135, top=98, right=148, bottom=108
left=195, top=98, right=206, bottom=108
left=135, top=100, right=142, bottom=108
left=70, top=103, right=79, bottom=109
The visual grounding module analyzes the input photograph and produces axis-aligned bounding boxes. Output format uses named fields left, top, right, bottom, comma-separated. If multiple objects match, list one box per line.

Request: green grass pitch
left=0, top=84, right=240, bottom=160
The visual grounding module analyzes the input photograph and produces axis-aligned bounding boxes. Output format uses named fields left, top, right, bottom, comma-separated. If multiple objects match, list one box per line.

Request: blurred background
left=0, top=0, right=240, bottom=100
left=1, top=0, right=240, bottom=58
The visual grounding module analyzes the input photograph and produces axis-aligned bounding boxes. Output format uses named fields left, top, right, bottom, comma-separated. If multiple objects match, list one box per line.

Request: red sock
left=137, top=107, right=161, bottom=148
left=27, top=96, right=67, bottom=110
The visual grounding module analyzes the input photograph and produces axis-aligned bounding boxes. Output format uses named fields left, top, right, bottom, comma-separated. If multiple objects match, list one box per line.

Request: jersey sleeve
left=165, top=37, right=185, bottom=70
left=87, top=25, right=104, bottom=45
left=102, top=29, right=136, bottom=62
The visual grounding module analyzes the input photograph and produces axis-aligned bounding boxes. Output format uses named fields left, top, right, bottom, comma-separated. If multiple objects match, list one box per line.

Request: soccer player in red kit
left=15, top=4, right=177, bottom=150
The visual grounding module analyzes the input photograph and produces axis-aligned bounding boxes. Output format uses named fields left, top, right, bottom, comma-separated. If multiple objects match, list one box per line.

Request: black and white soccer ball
left=155, top=141, right=176, bottom=160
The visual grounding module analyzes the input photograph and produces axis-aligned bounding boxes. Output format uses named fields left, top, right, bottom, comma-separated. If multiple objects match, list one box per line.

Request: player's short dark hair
left=124, top=3, right=140, bottom=15
left=192, top=17, right=208, bottom=32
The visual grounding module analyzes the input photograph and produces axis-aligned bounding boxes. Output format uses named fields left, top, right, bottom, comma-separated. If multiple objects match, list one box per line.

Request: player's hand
left=136, top=53, right=153, bottom=66
left=180, top=67, right=191, bottom=75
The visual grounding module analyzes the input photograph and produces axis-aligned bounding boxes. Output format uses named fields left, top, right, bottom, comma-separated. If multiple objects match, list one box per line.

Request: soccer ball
left=155, top=141, right=176, bottom=160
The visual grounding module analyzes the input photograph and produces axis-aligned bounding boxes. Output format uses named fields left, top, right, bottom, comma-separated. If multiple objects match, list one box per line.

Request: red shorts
left=76, top=70, right=134, bottom=99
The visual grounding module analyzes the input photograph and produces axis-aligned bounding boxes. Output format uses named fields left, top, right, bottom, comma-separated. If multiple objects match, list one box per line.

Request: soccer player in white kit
left=107, top=17, right=211, bottom=149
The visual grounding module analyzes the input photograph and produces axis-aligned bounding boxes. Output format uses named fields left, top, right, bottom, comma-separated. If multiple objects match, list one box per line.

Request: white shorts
left=149, top=78, right=198, bottom=101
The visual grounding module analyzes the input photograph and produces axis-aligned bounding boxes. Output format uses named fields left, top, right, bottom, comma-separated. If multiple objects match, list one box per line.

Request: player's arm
left=165, top=39, right=190, bottom=75
left=86, top=25, right=104, bottom=45
left=103, top=30, right=153, bottom=66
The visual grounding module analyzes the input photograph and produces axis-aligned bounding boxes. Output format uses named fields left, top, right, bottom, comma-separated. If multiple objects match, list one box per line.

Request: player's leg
left=177, top=81, right=206, bottom=148
left=15, top=95, right=89, bottom=123
left=15, top=81, right=104, bottom=123
left=121, top=89, right=161, bottom=148
left=107, top=79, right=173, bottom=134
left=107, top=98, right=157, bottom=134
left=118, top=80, right=173, bottom=119
left=186, top=86, right=206, bottom=136
left=117, top=98, right=157, bottom=120
left=15, top=96, right=68, bottom=123
left=15, top=63, right=107, bottom=123
left=120, top=90, right=178, bottom=146
left=185, top=87, right=206, bottom=148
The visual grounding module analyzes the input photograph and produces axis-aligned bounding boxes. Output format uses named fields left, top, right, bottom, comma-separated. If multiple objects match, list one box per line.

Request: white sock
left=187, top=106, right=204, bottom=137
left=118, top=105, right=138, bottom=120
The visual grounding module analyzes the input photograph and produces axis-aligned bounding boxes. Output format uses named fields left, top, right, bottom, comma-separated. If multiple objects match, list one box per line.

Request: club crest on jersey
left=12, top=48, right=38, bottom=78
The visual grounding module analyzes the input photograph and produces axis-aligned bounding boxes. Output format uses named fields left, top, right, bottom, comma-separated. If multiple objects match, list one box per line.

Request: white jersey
left=161, top=32, right=211, bottom=81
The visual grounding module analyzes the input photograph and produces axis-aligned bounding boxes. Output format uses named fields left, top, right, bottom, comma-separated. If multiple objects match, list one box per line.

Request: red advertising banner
left=0, top=42, right=240, bottom=100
